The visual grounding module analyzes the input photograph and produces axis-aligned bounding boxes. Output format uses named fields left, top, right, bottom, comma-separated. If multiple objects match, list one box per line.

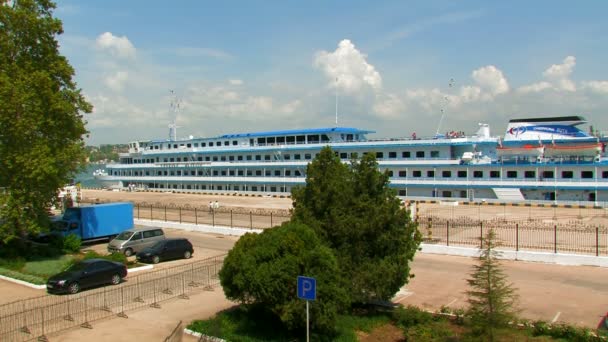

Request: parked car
left=46, top=259, right=127, bottom=294
left=136, top=238, right=194, bottom=264
left=107, top=227, right=165, bottom=257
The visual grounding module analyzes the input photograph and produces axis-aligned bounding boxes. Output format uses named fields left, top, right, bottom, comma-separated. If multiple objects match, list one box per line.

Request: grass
left=21, top=255, right=75, bottom=278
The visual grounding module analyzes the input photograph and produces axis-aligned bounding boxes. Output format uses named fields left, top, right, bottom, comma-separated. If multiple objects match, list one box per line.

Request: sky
left=52, top=0, right=608, bottom=145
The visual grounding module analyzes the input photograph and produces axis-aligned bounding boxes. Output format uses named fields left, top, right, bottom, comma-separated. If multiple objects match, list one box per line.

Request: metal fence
left=0, top=254, right=225, bottom=342
left=164, top=320, right=183, bottom=342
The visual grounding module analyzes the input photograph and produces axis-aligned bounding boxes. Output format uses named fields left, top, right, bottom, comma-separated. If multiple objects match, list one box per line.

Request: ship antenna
left=169, top=90, right=182, bottom=141
left=435, top=78, right=454, bottom=137
left=335, top=77, right=339, bottom=126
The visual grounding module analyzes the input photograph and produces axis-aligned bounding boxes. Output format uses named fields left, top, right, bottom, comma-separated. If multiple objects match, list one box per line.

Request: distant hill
left=86, top=144, right=128, bottom=162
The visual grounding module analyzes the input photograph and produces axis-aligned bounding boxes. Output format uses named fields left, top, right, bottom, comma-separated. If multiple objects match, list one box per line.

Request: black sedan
left=136, top=238, right=194, bottom=264
left=47, top=259, right=127, bottom=294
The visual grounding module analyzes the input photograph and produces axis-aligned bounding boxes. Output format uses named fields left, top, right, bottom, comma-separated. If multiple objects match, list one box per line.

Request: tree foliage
left=0, top=0, right=91, bottom=242
left=466, top=229, right=519, bottom=340
left=291, top=147, right=421, bottom=303
left=219, top=222, right=349, bottom=334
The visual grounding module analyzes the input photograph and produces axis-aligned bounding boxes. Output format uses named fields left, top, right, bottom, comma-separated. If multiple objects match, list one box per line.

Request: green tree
left=291, top=147, right=421, bottom=304
left=0, top=0, right=91, bottom=242
left=219, top=222, right=349, bottom=334
left=466, top=229, right=519, bottom=340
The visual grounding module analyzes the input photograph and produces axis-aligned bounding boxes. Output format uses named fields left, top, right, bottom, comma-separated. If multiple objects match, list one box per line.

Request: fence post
left=150, top=205, right=153, bottom=221
left=164, top=206, right=167, bottom=221
left=554, top=224, right=557, bottom=254
left=250, top=211, right=253, bottom=229
left=212, top=210, right=215, bottom=227
left=516, top=223, right=519, bottom=252
left=179, top=207, right=182, bottom=224
left=40, top=307, right=45, bottom=340
left=271, top=212, right=273, bottom=227
left=596, top=227, right=599, bottom=257
left=118, top=287, right=128, bottom=318
left=480, top=222, right=483, bottom=249
left=137, top=204, right=140, bottom=219
left=230, top=210, right=233, bottom=228
left=446, top=221, right=450, bottom=246
left=195, top=208, right=198, bottom=225
left=81, top=296, right=92, bottom=329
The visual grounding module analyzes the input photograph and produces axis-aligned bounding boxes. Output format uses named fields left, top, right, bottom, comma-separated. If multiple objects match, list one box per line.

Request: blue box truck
left=49, top=202, right=134, bottom=241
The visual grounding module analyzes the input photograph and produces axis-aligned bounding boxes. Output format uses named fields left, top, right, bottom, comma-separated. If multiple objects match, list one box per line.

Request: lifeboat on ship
left=496, top=143, right=544, bottom=158
left=543, top=142, right=602, bottom=158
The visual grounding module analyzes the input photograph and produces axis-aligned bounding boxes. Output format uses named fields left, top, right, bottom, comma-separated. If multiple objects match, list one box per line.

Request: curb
left=128, top=264, right=153, bottom=273
left=0, top=274, right=46, bottom=290
left=183, top=328, right=226, bottom=341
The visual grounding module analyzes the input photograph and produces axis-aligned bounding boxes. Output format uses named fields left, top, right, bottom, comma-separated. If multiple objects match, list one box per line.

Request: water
left=75, top=163, right=105, bottom=188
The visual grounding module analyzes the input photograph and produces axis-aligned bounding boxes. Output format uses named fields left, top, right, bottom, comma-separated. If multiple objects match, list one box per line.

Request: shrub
left=82, top=250, right=127, bottom=264
left=393, top=305, right=434, bottom=328
left=0, top=256, right=26, bottom=271
left=61, top=234, right=81, bottom=253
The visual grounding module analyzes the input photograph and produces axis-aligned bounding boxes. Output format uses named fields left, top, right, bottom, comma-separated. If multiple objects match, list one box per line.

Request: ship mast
left=335, top=77, right=339, bottom=126
left=436, top=78, right=454, bottom=137
left=168, top=90, right=181, bottom=141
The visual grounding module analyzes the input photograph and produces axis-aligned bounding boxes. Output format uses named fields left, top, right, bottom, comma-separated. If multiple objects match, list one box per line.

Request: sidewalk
left=48, top=286, right=236, bottom=341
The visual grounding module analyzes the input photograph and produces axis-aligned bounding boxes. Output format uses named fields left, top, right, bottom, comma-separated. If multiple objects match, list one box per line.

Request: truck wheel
left=68, top=282, right=80, bottom=294
left=183, top=251, right=192, bottom=259
left=124, top=248, right=133, bottom=257
left=111, top=274, right=121, bottom=285
left=152, top=255, right=160, bottom=264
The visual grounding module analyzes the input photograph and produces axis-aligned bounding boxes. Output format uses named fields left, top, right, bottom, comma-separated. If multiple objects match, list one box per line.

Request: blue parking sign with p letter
left=297, top=276, right=316, bottom=301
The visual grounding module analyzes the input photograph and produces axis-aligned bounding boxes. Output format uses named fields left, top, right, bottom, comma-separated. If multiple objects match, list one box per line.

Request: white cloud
left=519, top=56, right=576, bottom=93
left=95, top=32, right=136, bottom=59
left=314, top=39, right=382, bottom=93
left=543, top=55, right=576, bottom=80
left=175, top=47, right=234, bottom=60
left=229, top=79, right=243, bottom=86
left=104, top=71, right=128, bottom=91
left=471, top=65, right=509, bottom=95
left=373, top=93, right=406, bottom=118
left=517, top=81, right=552, bottom=93
left=582, top=81, right=608, bottom=94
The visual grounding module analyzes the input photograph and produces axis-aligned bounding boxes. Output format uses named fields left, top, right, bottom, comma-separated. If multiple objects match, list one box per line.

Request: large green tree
left=220, top=222, right=349, bottom=334
left=0, top=0, right=91, bottom=241
left=291, top=147, right=421, bottom=304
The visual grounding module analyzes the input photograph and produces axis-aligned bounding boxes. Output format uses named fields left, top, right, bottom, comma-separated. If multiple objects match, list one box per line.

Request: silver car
left=108, top=227, right=165, bottom=257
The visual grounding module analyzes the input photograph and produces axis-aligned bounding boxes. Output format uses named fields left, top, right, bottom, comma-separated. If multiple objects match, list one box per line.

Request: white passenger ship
left=94, top=116, right=608, bottom=203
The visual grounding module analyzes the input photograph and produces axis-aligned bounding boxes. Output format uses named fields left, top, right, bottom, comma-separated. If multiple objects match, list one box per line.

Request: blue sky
left=54, top=1, right=608, bottom=145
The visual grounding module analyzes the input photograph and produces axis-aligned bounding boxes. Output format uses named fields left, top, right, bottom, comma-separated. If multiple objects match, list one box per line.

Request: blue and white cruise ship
left=95, top=116, right=608, bottom=203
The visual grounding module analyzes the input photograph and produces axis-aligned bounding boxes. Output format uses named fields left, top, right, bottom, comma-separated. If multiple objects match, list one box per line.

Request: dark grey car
left=136, top=238, right=194, bottom=264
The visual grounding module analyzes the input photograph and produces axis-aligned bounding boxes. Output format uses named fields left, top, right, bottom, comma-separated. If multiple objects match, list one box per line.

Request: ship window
left=238, top=170, right=244, bottom=176
left=442, top=171, right=451, bottom=178
left=525, top=171, right=536, bottom=178
left=286, top=136, right=295, bottom=144
left=252, top=186, right=258, bottom=191
left=170, top=158, right=175, bottom=162
left=294, top=154, right=301, bottom=160
left=188, top=170, right=193, bottom=176
left=158, top=171, right=162, bottom=176
left=304, top=154, right=312, bottom=160
left=507, top=171, right=517, bottom=178
left=256, top=155, right=261, bottom=161
left=285, top=170, right=291, bottom=176
left=224, top=141, right=229, bottom=146
left=340, top=152, right=348, bottom=159
left=321, top=135, right=329, bottom=142
left=256, top=170, right=262, bottom=176
left=267, top=137, right=275, bottom=144
left=284, top=154, right=291, bottom=160
left=427, top=170, right=435, bottom=177
left=413, top=170, right=422, bottom=177
left=398, top=189, right=407, bottom=196
left=237, top=156, right=243, bottom=161
left=258, top=138, right=266, bottom=145
left=265, top=155, right=271, bottom=161
left=221, top=171, right=227, bottom=176
left=296, top=135, right=305, bottom=144
left=308, top=135, right=319, bottom=143
left=217, top=186, right=222, bottom=190
left=442, top=191, right=452, bottom=198
left=562, top=171, right=573, bottom=179
left=389, top=152, right=397, bottom=158
left=416, top=151, right=425, bottom=158
left=187, top=144, right=191, bottom=148
left=213, top=156, right=218, bottom=161
left=346, top=134, right=353, bottom=141
left=197, top=157, right=203, bottom=161
left=221, top=156, right=226, bottom=161
left=457, top=171, right=467, bottom=178
left=170, top=171, right=175, bottom=176
left=167, top=144, right=171, bottom=149
left=275, top=170, right=281, bottom=176
left=229, top=170, right=235, bottom=176
left=398, top=171, right=407, bottom=177
left=246, top=155, right=252, bottom=161
left=376, top=152, right=384, bottom=159
left=295, top=170, right=302, bottom=176
left=270, top=186, right=277, bottom=192
left=233, top=140, right=238, bottom=145
left=194, top=143, right=198, bottom=147
left=177, top=171, right=182, bottom=176
left=387, top=170, right=393, bottom=177
left=228, top=156, right=234, bottom=161
left=177, top=158, right=181, bottom=162
left=277, top=137, right=285, bottom=144
left=581, top=171, right=593, bottom=178
left=209, top=142, right=214, bottom=147
left=198, top=171, right=203, bottom=176
left=603, top=171, right=608, bottom=178
left=205, top=156, right=210, bottom=161
left=402, top=151, right=411, bottom=158
left=431, top=151, right=440, bottom=158
left=460, top=191, right=467, bottom=198
left=163, top=171, right=168, bottom=176
left=163, top=158, right=168, bottom=162
left=247, top=170, right=252, bottom=176
left=201, top=142, right=206, bottom=147
left=490, top=171, right=500, bottom=178
left=213, top=171, right=219, bottom=176
left=174, top=144, right=178, bottom=148
left=541, top=171, right=554, bottom=178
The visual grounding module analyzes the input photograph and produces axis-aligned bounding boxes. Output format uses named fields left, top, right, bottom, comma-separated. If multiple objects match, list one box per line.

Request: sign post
left=297, top=276, right=316, bottom=342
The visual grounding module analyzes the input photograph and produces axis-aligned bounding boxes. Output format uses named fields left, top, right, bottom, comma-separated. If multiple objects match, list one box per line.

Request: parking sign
left=297, top=276, right=316, bottom=301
